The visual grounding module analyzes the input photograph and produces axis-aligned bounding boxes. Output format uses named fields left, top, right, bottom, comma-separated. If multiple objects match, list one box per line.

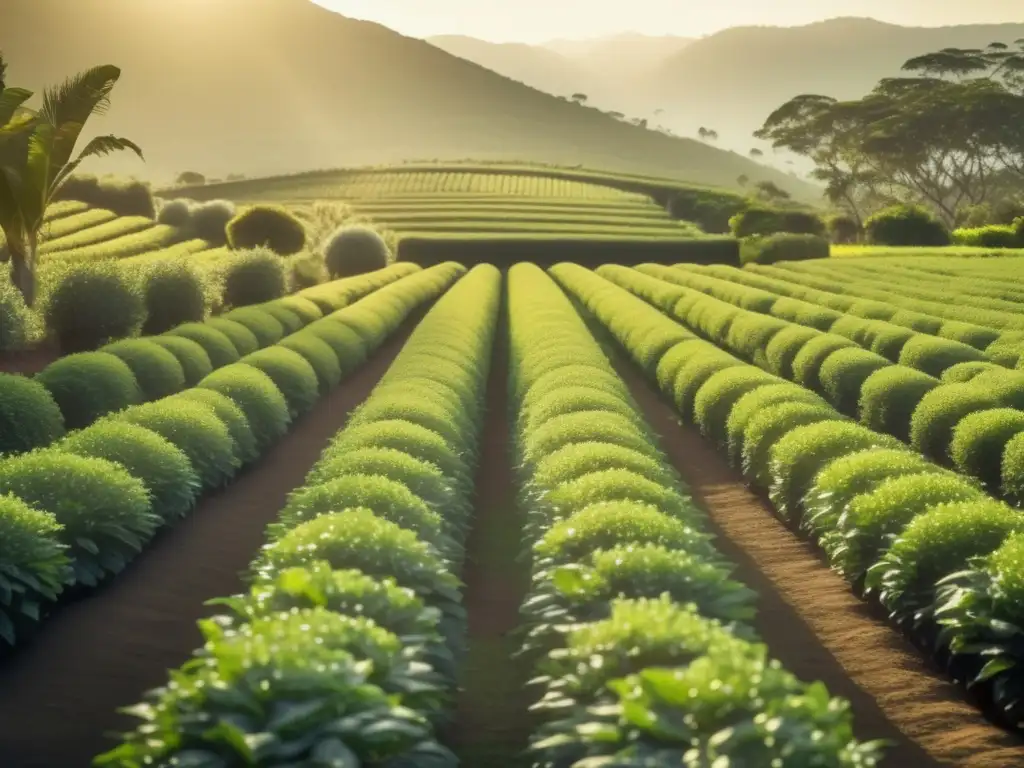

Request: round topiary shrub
left=277, top=332, right=342, bottom=393
left=170, top=388, right=259, bottom=466
left=221, top=248, right=287, bottom=309
left=741, top=404, right=840, bottom=487
left=693, top=367, right=779, bottom=446
left=521, top=411, right=658, bottom=468
left=725, top=383, right=826, bottom=466
left=899, top=335, right=986, bottom=377
left=155, top=198, right=192, bottom=228
left=324, top=225, right=390, bottom=279
left=189, top=199, right=235, bottom=246
left=818, top=347, right=891, bottom=416
left=238, top=347, right=319, bottom=417
left=259, top=303, right=303, bottom=334
left=671, top=352, right=745, bottom=419
left=347, top=397, right=471, bottom=453
left=198, top=364, right=291, bottom=453
left=973, top=370, right=1024, bottom=411
left=43, top=262, right=145, bottom=352
left=147, top=335, right=214, bottom=387
left=221, top=307, right=285, bottom=347
left=166, top=323, right=240, bottom=368
left=865, top=204, right=951, bottom=246
left=791, top=334, right=857, bottom=394
left=909, top=384, right=1002, bottom=462
left=100, top=339, right=187, bottom=401
left=0, top=492, right=70, bottom=647
left=541, top=469, right=697, bottom=527
left=115, top=401, right=240, bottom=490
left=140, top=261, right=206, bottom=335
left=950, top=408, right=1024, bottom=491
left=858, top=366, right=939, bottom=442
left=35, top=352, right=143, bottom=430
left=0, top=375, right=65, bottom=456
left=60, top=421, right=200, bottom=523
left=226, top=205, right=306, bottom=255
left=325, top=420, right=465, bottom=486
left=203, top=318, right=259, bottom=357
left=763, top=326, right=821, bottom=380
left=0, top=450, right=158, bottom=587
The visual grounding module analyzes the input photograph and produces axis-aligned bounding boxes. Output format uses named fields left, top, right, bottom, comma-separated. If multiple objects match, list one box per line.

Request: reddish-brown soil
left=0, top=341, right=58, bottom=375
left=0, top=325, right=416, bottom=768
left=617, top=361, right=1024, bottom=768
left=447, top=306, right=534, bottom=768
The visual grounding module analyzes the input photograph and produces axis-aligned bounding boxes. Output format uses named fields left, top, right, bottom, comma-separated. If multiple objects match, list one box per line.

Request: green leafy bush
left=140, top=261, right=206, bottom=335
left=278, top=332, right=342, bottom=393
left=827, top=213, right=861, bottom=243
left=0, top=375, right=65, bottom=456
left=534, top=501, right=713, bottom=567
left=818, top=347, right=891, bottom=416
left=867, top=499, right=1024, bottom=624
left=865, top=203, right=951, bottom=246
left=147, top=336, right=213, bottom=386
left=198, top=364, right=291, bottom=453
left=858, top=366, right=939, bottom=442
left=0, top=280, right=29, bottom=351
left=767, top=420, right=902, bottom=522
left=221, top=306, right=285, bottom=347
left=222, top=248, right=287, bottom=308
left=791, top=334, right=857, bottom=394
left=725, top=383, right=826, bottom=466
left=739, top=233, right=830, bottom=266
left=0, top=493, right=70, bottom=648
left=170, top=388, right=260, bottom=466
left=693, top=367, right=778, bottom=446
left=833, top=473, right=983, bottom=581
left=729, top=206, right=826, bottom=238
left=226, top=204, right=307, bottom=255
left=100, top=339, right=187, bottom=401
left=324, top=225, right=391, bottom=279
left=203, top=318, right=259, bottom=356
left=899, top=335, right=986, bottom=377
left=521, top=411, right=658, bottom=467
left=521, top=387, right=639, bottom=435
left=740, top=404, right=839, bottom=486
left=155, top=198, right=192, bottom=227
left=942, top=361, right=1003, bottom=383
left=326, top=420, right=465, bottom=486
left=36, top=352, right=143, bottom=430
left=61, top=421, right=199, bottom=523
left=166, top=322, right=240, bottom=368
left=909, top=384, right=1001, bottom=462
left=238, top=347, right=319, bottom=417
left=952, top=224, right=1022, bottom=248
left=93, top=608, right=451, bottom=767
left=973, top=370, right=1024, bottom=410
left=0, top=450, right=157, bottom=587
left=270, top=296, right=322, bottom=325
left=116, top=400, right=240, bottom=490
left=950, top=408, right=1024, bottom=491
left=349, top=397, right=472, bottom=455
left=763, top=326, right=822, bottom=379
left=189, top=199, right=235, bottom=245
left=541, top=469, right=697, bottom=528
left=43, top=262, right=145, bottom=352
left=1004, top=432, right=1024, bottom=506
left=260, top=303, right=303, bottom=334
left=530, top=442, right=676, bottom=492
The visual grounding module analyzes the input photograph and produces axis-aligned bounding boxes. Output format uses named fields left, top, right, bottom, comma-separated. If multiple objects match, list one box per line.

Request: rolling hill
left=428, top=18, right=1024, bottom=151
left=0, top=0, right=806, bottom=196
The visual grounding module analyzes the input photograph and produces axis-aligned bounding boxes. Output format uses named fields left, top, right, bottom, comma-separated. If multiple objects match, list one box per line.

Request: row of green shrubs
left=507, top=263, right=880, bottom=765
left=608, top=265, right=1024, bottom=500
left=0, top=264, right=419, bottom=457
left=702, top=260, right=1024, bottom=366
left=953, top=217, right=1024, bottom=249
left=754, top=259, right=1024, bottom=335
left=0, top=263, right=462, bottom=653
left=554, top=263, right=1024, bottom=729
left=94, top=264, right=498, bottom=765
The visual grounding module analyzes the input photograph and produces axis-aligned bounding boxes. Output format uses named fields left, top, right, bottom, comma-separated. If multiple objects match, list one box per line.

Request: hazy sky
left=314, top=0, right=1022, bottom=42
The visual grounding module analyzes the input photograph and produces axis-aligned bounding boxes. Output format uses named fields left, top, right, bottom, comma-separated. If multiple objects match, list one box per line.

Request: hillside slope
left=0, top=0, right=807, bottom=195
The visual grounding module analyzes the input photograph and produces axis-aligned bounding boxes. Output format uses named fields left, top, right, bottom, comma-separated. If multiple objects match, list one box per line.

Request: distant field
left=833, top=244, right=1024, bottom=259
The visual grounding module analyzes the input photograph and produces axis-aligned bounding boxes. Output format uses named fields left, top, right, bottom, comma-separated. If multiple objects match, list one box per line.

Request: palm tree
left=0, top=61, right=142, bottom=305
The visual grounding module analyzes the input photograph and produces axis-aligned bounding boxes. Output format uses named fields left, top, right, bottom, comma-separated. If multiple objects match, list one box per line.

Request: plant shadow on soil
left=610, top=352, right=1024, bottom=768
left=0, top=313, right=426, bottom=768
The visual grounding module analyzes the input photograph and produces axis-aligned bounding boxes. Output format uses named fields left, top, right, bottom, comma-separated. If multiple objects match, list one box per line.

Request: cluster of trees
left=0, top=52, right=141, bottom=304
left=755, top=40, right=1024, bottom=227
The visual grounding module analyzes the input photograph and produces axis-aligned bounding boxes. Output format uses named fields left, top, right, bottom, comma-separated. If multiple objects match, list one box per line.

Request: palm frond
left=0, top=87, right=34, bottom=126
left=51, top=134, right=144, bottom=193
left=39, top=65, right=121, bottom=128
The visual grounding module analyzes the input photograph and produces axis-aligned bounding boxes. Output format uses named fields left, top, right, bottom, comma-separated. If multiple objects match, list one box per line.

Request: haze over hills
left=0, top=0, right=805, bottom=197
left=429, top=17, right=1024, bottom=151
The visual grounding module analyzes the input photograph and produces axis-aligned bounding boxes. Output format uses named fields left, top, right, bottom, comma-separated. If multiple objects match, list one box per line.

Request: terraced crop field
left=2, top=252, right=1024, bottom=768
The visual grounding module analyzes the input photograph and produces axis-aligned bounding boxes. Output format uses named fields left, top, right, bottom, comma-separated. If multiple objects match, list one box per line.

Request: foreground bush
left=61, top=421, right=199, bottom=523
left=324, top=225, right=391, bottom=278
left=35, top=352, right=143, bottom=430
left=43, top=262, right=145, bottom=352
left=0, top=451, right=157, bottom=587
left=226, top=204, right=306, bottom=255
left=865, top=203, right=950, bottom=246
left=739, top=233, right=830, bottom=266
left=221, top=248, right=287, bottom=308
left=0, top=375, right=65, bottom=456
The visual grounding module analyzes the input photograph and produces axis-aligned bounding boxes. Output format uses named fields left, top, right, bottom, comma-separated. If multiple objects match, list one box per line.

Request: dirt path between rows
left=447, top=306, right=534, bottom=768
left=616, top=361, right=1024, bottom=768
left=0, top=321, right=418, bottom=768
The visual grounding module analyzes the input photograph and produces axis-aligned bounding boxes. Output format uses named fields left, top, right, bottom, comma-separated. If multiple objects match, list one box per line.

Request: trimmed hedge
left=100, top=339, right=187, bottom=401
left=43, top=262, right=146, bottom=352
left=35, top=352, right=143, bottom=430
left=324, top=225, right=391, bottom=278
left=739, top=233, right=830, bottom=266
left=0, top=375, right=65, bottom=456
left=226, top=204, right=306, bottom=255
